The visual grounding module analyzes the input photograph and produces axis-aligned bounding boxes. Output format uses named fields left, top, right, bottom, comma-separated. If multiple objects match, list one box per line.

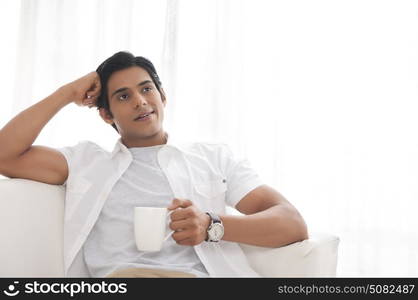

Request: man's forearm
left=221, top=204, right=308, bottom=248
left=0, top=87, right=73, bottom=160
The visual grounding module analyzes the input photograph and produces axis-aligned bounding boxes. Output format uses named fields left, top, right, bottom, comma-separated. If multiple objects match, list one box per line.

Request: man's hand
left=167, top=198, right=211, bottom=246
left=61, top=71, right=101, bottom=108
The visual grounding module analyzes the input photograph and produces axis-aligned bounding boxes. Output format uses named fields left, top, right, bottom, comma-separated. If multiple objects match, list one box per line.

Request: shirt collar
left=111, top=131, right=188, bottom=158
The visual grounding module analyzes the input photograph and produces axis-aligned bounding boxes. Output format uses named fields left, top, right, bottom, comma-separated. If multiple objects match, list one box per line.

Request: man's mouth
left=134, top=111, right=155, bottom=121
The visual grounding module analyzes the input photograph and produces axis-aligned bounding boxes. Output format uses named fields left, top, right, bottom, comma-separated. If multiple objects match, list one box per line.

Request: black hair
left=95, top=51, right=163, bottom=132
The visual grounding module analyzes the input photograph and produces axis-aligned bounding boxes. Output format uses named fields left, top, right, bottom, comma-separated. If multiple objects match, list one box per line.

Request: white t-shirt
left=83, top=144, right=209, bottom=277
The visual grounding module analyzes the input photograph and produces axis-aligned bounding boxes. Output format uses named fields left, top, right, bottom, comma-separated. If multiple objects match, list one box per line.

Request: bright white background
left=0, top=0, right=417, bottom=276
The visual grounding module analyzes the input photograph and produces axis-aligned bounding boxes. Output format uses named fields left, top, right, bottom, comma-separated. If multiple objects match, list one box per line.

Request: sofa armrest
left=0, top=178, right=65, bottom=277
left=240, top=232, right=340, bottom=277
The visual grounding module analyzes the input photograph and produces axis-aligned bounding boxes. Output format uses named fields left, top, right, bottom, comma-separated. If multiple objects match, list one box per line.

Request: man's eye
left=143, top=87, right=152, bottom=93
left=118, top=94, right=129, bottom=100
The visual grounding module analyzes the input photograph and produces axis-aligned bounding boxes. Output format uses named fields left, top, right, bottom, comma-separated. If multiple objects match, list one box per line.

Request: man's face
left=100, top=66, right=166, bottom=146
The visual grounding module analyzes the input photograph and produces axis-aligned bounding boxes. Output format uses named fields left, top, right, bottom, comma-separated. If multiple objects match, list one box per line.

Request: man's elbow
left=284, top=210, right=309, bottom=246
left=296, top=218, right=309, bottom=242
left=291, top=206, right=309, bottom=240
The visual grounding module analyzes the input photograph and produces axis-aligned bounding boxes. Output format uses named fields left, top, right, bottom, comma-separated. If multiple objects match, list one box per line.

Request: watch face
left=210, top=223, right=224, bottom=241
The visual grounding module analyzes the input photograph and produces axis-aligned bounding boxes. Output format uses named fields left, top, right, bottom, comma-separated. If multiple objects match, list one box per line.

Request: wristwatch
left=205, top=212, right=224, bottom=242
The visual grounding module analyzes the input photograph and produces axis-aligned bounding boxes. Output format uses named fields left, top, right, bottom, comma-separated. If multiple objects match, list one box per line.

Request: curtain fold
left=161, top=0, right=179, bottom=131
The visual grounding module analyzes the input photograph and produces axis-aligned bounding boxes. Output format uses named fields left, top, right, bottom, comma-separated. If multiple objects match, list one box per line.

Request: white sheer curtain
left=0, top=0, right=417, bottom=277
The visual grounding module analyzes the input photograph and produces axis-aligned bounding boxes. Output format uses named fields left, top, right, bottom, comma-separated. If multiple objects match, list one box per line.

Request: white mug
left=134, top=207, right=174, bottom=252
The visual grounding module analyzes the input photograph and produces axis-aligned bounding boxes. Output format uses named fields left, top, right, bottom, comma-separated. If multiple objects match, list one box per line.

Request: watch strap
left=206, top=212, right=221, bottom=224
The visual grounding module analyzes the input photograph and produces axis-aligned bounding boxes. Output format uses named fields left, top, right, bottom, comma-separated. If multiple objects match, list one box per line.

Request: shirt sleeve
left=56, top=146, right=74, bottom=186
left=219, top=144, right=264, bottom=208
left=56, top=141, right=88, bottom=186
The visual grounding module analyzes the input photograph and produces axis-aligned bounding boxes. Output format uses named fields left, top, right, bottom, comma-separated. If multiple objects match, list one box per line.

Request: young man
left=0, top=51, right=308, bottom=277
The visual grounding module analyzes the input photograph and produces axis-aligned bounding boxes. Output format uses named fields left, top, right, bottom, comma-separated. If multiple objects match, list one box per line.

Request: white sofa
left=0, top=178, right=339, bottom=277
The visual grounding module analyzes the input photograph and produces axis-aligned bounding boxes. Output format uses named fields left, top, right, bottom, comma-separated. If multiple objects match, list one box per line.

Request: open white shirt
left=58, top=133, right=264, bottom=277
left=83, top=144, right=209, bottom=277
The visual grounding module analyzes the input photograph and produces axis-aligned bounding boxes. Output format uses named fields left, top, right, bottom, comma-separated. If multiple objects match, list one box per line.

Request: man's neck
left=122, top=131, right=168, bottom=148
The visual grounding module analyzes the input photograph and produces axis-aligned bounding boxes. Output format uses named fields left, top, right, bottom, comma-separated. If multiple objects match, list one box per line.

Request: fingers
left=167, top=198, right=193, bottom=211
left=83, top=86, right=101, bottom=108
left=82, top=94, right=97, bottom=108
left=84, top=85, right=101, bottom=106
left=174, top=237, right=195, bottom=246
left=170, top=206, right=199, bottom=222
left=172, top=230, right=200, bottom=246
left=90, top=77, right=102, bottom=95
left=80, top=72, right=101, bottom=108
left=169, top=219, right=194, bottom=231
left=167, top=199, right=208, bottom=246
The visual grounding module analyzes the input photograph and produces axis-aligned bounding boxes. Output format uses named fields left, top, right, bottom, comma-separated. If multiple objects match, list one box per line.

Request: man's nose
left=133, top=92, right=147, bottom=108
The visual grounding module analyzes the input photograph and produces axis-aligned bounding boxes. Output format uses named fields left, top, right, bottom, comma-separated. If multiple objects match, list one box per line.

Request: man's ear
left=99, top=108, right=114, bottom=125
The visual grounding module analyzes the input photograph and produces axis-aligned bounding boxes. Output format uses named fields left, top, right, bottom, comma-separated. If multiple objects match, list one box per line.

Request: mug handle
left=164, top=210, right=175, bottom=241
